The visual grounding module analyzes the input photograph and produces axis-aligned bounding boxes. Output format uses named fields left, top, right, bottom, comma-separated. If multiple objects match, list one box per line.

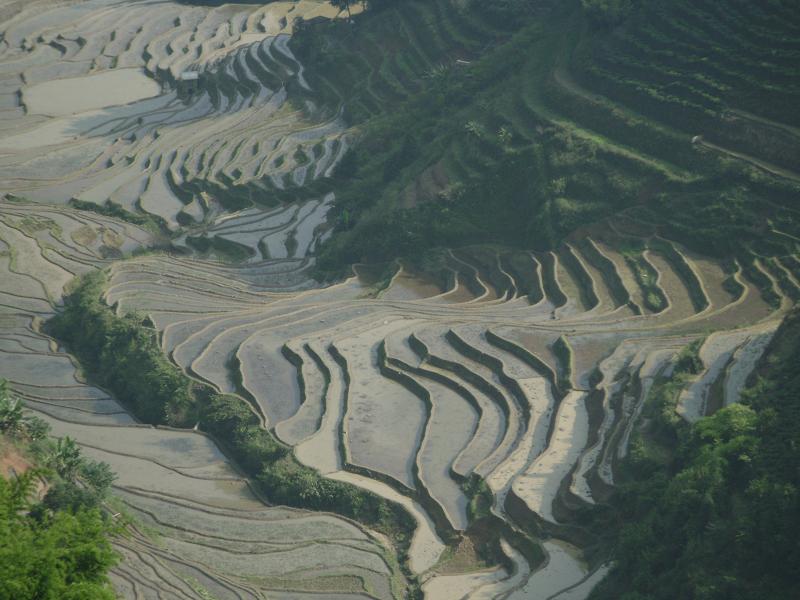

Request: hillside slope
left=0, top=1, right=797, bottom=598
left=590, top=307, right=800, bottom=599
left=290, top=0, right=800, bottom=278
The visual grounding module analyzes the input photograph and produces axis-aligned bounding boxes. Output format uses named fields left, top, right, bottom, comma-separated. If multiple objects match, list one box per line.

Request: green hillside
left=288, top=0, right=800, bottom=278
left=590, top=308, right=800, bottom=599
left=287, top=1, right=800, bottom=597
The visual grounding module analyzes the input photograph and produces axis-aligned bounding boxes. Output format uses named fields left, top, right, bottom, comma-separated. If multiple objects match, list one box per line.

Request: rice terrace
left=0, top=0, right=798, bottom=599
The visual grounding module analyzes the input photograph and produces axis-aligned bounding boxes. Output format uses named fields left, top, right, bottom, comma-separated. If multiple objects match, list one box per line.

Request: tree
left=0, top=469, right=41, bottom=515
left=0, top=380, right=50, bottom=440
left=79, top=460, right=116, bottom=497
left=330, top=0, right=360, bottom=19
left=38, top=481, right=100, bottom=514
left=0, top=381, right=25, bottom=435
left=591, top=309, right=800, bottom=600
left=45, top=437, right=84, bottom=481
left=0, top=474, right=118, bottom=599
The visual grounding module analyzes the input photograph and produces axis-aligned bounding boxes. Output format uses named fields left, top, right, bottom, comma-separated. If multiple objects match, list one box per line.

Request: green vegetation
left=632, top=339, right=703, bottom=448
left=552, top=335, right=574, bottom=390
left=1, top=382, right=119, bottom=600
left=69, top=198, right=167, bottom=236
left=286, top=0, right=800, bottom=279
left=1, top=385, right=41, bottom=436
left=591, top=313, right=800, bottom=599
left=2, top=381, right=118, bottom=514
left=47, top=272, right=415, bottom=552
left=620, top=243, right=667, bottom=312
left=462, top=474, right=493, bottom=522
left=293, top=145, right=310, bottom=167
left=185, top=234, right=255, bottom=262
left=329, top=0, right=360, bottom=19
left=581, top=0, right=637, bottom=27
left=47, top=272, right=197, bottom=426
left=199, top=391, right=413, bottom=542
left=0, top=473, right=118, bottom=600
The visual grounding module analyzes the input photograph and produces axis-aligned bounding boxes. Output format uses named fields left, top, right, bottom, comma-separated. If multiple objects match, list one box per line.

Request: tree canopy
left=0, top=476, right=118, bottom=600
left=591, top=310, right=800, bottom=600
left=0, top=442, right=118, bottom=600
left=1, top=380, right=119, bottom=599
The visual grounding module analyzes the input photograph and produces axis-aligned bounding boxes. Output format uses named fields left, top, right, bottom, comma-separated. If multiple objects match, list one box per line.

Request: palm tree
left=22, top=416, right=50, bottom=441
left=0, top=469, right=41, bottom=515
left=0, top=383, right=25, bottom=435
left=46, top=437, right=84, bottom=481
left=330, top=0, right=356, bottom=19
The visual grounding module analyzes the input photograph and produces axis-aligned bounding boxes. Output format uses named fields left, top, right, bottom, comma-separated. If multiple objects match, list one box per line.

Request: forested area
left=591, top=310, right=800, bottom=599
left=288, top=0, right=800, bottom=278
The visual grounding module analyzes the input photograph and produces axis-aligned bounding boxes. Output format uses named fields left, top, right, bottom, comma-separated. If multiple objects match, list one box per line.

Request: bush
left=37, top=481, right=101, bottom=514
left=47, top=272, right=195, bottom=426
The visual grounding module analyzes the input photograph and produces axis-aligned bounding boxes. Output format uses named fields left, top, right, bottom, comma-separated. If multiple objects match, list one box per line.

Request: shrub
left=1, top=471, right=118, bottom=599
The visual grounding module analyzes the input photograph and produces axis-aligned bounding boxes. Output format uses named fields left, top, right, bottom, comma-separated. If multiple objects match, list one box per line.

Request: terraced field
left=293, top=0, right=800, bottom=276
left=0, top=199, right=409, bottom=598
left=103, top=218, right=791, bottom=596
left=0, top=0, right=351, bottom=247
left=1, top=0, right=798, bottom=598
left=0, top=1, right=405, bottom=598
left=6, top=182, right=789, bottom=598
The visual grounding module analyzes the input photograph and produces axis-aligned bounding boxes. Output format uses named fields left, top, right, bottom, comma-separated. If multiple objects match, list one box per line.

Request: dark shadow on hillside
left=175, top=0, right=269, bottom=5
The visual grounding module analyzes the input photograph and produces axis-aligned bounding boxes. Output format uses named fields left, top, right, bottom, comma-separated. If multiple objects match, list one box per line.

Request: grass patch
left=623, top=251, right=667, bottom=312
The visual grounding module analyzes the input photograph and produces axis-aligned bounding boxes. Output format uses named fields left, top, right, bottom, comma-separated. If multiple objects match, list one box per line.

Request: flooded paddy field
left=0, top=1, right=795, bottom=598
left=91, top=226, right=786, bottom=597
